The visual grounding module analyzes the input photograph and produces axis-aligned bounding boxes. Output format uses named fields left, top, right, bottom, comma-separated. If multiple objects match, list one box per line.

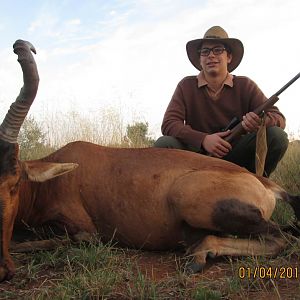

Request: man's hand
left=242, top=112, right=261, bottom=133
left=202, top=131, right=232, bottom=158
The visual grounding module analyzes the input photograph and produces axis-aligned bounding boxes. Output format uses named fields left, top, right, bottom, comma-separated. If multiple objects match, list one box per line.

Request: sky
left=0, top=0, right=299, bottom=140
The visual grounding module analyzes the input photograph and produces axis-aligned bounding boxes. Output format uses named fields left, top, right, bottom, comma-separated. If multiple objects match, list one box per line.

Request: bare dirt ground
left=132, top=251, right=300, bottom=299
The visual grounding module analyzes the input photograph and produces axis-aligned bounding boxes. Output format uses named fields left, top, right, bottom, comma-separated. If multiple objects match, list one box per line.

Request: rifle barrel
left=275, top=72, right=300, bottom=97
left=225, top=71, right=300, bottom=143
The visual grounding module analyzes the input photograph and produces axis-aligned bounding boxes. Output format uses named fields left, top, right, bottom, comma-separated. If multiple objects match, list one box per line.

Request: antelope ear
left=21, top=161, right=78, bottom=182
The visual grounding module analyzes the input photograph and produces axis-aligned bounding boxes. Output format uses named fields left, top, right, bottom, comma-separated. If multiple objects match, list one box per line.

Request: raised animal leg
left=169, top=170, right=277, bottom=233
left=187, top=235, right=286, bottom=273
left=168, top=170, right=285, bottom=273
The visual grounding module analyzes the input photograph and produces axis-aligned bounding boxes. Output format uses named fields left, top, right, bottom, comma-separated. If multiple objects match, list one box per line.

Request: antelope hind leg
left=187, top=235, right=287, bottom=274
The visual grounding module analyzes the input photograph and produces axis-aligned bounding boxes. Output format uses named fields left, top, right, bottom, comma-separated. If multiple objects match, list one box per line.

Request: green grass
left=2, top=234, right=300, bottom=299
left=271, top=140, right=300, bottom=194
left=1, top=241, right=200, bottom=299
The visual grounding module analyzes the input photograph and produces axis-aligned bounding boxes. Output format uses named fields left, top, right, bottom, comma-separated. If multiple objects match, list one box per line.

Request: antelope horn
left=0, top=40, right=39, bottom=143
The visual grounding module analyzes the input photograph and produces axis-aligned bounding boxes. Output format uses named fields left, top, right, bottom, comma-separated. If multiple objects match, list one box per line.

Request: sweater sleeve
left=246, top=78, right=286, bottom=129
left=161, top=79, right=207, bottom=149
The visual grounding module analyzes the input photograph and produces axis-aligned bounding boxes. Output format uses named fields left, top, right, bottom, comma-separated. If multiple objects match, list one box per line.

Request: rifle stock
left=224, top=72, right=300, bottom=143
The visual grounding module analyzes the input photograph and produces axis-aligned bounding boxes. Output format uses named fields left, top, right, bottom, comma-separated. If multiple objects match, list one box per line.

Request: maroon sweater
left=162, top=75, right=286, bottom=148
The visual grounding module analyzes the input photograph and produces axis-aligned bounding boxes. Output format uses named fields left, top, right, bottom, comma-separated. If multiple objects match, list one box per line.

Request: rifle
left=224, top=72, right=300, bottom=143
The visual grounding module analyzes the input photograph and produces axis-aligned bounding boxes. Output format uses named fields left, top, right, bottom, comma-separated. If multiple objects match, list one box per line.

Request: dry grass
left=42, top=108, right=126, bottom=147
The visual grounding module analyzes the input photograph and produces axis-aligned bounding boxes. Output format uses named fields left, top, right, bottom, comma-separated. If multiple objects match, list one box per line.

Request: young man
left=154, top=26, right=288, bottom=177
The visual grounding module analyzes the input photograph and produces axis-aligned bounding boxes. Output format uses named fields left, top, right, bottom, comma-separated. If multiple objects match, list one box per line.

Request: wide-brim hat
left=186, top=26, right=244, bottom=72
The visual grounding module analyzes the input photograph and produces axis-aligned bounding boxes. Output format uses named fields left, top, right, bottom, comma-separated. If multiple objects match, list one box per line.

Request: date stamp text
left=238, top=266, right=298, bottom=279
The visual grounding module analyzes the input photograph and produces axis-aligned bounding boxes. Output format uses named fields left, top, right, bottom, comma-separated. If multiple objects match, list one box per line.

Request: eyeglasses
left=198, top=46, right=227, bottom=56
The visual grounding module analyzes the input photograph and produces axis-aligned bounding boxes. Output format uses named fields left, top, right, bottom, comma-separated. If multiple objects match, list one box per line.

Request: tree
left=18, top=116, right=55, bottom=160
left=124, top=122, right=155, bottom=147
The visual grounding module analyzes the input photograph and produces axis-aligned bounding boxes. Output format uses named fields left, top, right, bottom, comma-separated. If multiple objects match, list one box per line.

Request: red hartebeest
left=0, top=40, right=76, bottom=281
left=0, top=41, right=300, bottom=282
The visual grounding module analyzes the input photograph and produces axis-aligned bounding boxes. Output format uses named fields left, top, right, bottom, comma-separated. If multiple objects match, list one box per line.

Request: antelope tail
left=256, top=175, right=300, bottom=221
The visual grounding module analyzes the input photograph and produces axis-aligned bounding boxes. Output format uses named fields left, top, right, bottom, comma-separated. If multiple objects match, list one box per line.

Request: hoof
left=0, top=268, right=7, bottom=282
left=72, top=231, right=92, bottom=243
left=207, top=251, right=216, bottom=259
left=0, top=266, right=14, bottom=282
left=185, top=261, right=206, bottom=274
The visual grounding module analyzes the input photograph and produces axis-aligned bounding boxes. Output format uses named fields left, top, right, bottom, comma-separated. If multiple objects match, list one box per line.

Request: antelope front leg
left=0, top=221, right=16, bottom=281
left=0, top=254, right=15, bottom=282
